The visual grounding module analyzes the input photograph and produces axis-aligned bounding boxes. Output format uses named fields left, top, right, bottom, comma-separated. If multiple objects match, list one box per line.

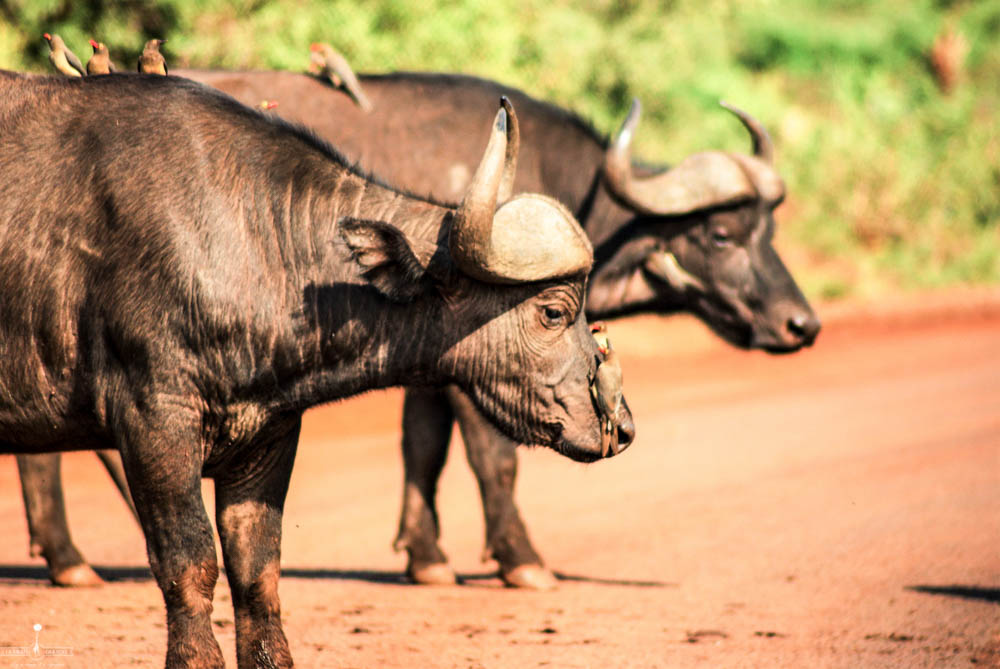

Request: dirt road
left=1, top=293, right=997, bottom=667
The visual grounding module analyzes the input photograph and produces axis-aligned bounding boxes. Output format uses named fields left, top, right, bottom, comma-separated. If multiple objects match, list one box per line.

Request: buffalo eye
left=540, top=304, right=567, bottom=329
left=710, top=227, right=732, bottom=248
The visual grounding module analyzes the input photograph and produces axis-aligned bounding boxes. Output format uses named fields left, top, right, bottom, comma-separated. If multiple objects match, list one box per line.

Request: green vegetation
left=2, top=0, right=997, bottom=300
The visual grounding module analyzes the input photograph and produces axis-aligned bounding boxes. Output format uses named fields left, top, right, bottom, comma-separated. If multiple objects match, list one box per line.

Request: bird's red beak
left=309, top=43, right=321, bottom=52
left=43, top=33, right=51, bottom=41
left=89, top=39, right=99, bottom=49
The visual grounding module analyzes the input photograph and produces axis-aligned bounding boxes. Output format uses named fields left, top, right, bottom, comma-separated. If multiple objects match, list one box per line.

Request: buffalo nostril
left=787, top=314, right=821, bottom=344
left=788, top=315, right=807, bottom=336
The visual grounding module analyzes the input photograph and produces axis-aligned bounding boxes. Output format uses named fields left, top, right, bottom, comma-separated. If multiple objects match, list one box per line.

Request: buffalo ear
left=337, top=218, right=432, bottom=302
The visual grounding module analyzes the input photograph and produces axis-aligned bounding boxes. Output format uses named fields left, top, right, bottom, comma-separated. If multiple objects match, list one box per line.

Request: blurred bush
left=1, top=0, right=997, bottom=299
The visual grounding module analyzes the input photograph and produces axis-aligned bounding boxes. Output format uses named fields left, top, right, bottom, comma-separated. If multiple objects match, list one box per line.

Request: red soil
left=0, top=289, right=997, bottom=667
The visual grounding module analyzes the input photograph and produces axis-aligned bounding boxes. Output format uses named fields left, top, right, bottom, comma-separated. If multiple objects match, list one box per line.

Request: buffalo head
left=591, top=100, right=820, bottom=352
left=340, top=100, right=634, bottom=462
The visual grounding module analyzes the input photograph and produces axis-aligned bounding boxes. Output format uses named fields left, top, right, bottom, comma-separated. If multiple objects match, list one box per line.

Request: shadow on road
left=281, top=568, right=676, bottom=588
left=551, top=571, right=677, bottom=588
left=0, top=565, right=408, bottom=585
left=0, top=565, right=152, bottom=583
left=906, top=584, right=1000, bottom=604
left=0, top=564, right=675, bottom=589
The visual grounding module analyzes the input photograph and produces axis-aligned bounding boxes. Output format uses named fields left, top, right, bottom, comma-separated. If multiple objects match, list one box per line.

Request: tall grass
left=2, top=0, right=997, bottom=299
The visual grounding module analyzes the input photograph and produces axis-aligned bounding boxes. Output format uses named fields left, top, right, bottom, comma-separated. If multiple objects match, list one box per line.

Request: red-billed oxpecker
left=137, top=38, right=167, bottom=75
left=43, top=33, right=86, bottom=77
left=590, top=321, right=624, bottom=457
left=86, top=39, right=117, bottom=75
left=309, top=42, right=373, bottom=112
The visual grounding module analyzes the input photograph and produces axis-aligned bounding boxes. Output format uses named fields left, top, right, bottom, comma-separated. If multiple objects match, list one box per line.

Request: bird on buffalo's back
left=43, top=33, right=86, bottom=77
left=86, top=39, right=117, bottom=75
left=308, top=42, right=373, bottom=112
left=137, top=39, right=168, bottom=75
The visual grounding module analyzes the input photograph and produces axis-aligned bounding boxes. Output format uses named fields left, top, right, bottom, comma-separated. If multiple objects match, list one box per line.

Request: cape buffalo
left=19, top=68, right=818, bottom=589
left=0, top=70, right=633, bottom=667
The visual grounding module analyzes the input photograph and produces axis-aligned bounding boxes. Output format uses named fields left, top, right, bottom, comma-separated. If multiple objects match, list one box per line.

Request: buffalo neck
left=190, top=135, right=454, bottom=416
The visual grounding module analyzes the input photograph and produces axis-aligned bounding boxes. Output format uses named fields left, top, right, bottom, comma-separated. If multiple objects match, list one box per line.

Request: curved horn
left=601, top=98, right=643, bottom=210
left=471, top=193, right=593, bottom=283
left=449, top=104, right=513, bottom=280
left=497, top=96, right=519, bottom=204
left=602, top=99, right=760, bottom=216
left=450, top=101, right=591, bottom=284
left=719, top=101, right=774, bottom=164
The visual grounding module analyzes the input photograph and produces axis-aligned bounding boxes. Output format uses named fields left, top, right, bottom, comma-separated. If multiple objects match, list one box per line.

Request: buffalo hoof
left=408, top=562, right=457, bottom=586
left=502, top=564, right=558, bottom=591
left=50, top=563, right=104, bottom=587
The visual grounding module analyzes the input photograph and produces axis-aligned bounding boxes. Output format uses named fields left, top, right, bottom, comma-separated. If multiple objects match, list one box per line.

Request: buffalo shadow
left=0, top=564, right=674, bottom=589
left=906, top=584, right=1000, bottom=604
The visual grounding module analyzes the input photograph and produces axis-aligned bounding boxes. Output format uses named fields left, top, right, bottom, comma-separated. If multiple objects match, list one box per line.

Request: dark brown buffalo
left=19, top=69, right=818, bottom=589
left=0, top=70, right=633, bottom=667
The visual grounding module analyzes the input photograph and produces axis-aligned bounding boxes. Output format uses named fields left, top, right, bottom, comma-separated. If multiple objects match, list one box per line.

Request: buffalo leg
left=95, top=449, right=139, bottom=519
left=215, top=420, right=298, bottom=669
left=394, top=387, right=456, bottom=585
left=16, top=453, right=103, bottom=587
left=119, top=423, right=224, bottom=669
left=447, top=387, right=557, bottom=590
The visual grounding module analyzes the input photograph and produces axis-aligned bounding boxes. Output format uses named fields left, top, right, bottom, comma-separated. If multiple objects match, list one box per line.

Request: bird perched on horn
left=309, top=42, right=373, bottom=112
left=86, top=40, right=117, bottom=75
left=137, top=39, right=168, bottom=75
left=43, top=33, right=86, bottom=77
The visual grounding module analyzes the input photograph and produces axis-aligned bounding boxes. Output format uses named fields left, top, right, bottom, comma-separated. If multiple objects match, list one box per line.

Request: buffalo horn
left=497, top=96, right=519, bottom=204
left=719, top=101, right=774, bottom=164
left=449, top=103, right=514, bottom=281
left=450, top=100, right=592, bottom=283
left=602, top=98, right=757, bottom=216
left=471, top=193, right=592, bottom=283
left=601, top=98, right=642, bottom=210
